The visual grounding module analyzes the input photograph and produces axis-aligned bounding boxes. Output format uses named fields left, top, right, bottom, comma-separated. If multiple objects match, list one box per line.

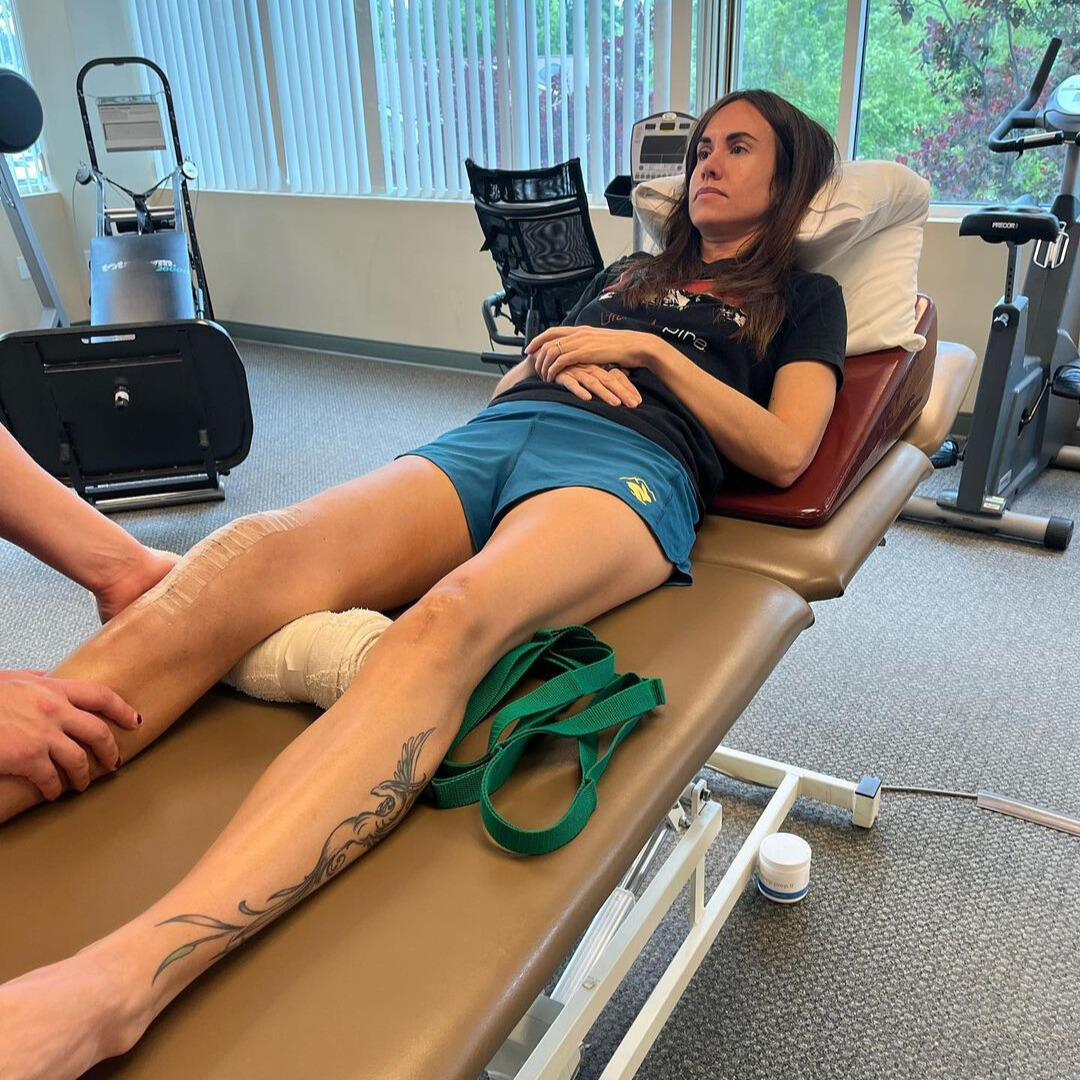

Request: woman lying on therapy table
left=0, top=88, right=845, bottom=1080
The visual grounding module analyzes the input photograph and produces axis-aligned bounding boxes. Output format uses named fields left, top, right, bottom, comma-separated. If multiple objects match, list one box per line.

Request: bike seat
left=959, top=205, right=1061, bottom=244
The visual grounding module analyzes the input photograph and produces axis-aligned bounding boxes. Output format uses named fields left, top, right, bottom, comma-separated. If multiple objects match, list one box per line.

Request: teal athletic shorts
left=401, top=399, right=699, bottom=585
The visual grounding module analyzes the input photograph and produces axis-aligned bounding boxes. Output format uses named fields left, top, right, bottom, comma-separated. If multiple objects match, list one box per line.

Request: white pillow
left=631, top=160, right=930, bottom=355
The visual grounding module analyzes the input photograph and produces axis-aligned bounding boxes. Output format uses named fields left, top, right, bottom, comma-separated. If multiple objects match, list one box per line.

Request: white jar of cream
left=757, top=832, right=812, bottom=903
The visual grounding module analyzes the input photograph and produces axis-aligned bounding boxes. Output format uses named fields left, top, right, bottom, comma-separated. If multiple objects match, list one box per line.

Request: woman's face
left=688, top=100, right=778, bottom=259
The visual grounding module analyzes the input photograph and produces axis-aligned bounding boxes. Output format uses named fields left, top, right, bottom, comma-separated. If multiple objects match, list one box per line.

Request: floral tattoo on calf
left=152, top=728, right=435, bottom=984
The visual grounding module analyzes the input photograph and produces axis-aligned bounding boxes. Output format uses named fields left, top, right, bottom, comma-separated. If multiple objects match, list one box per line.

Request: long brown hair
left=618, top=89, right=839, bottom=358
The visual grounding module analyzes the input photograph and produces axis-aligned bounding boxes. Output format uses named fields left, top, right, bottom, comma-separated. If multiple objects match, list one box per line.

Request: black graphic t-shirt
left=492, top=254, right=847, bottom=515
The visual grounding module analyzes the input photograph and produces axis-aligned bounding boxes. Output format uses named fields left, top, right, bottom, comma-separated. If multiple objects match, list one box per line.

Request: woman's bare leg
left=0, top=486, right=673, bottom=1080
left=0, top=457, right=475, bottom=822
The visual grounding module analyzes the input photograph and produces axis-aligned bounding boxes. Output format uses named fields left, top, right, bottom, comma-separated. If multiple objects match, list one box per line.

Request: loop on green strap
left=431, top=627, right=666, bottom=856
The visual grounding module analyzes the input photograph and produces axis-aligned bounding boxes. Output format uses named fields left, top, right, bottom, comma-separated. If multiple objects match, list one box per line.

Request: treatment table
left=0, top=310, right=976, bottom=1080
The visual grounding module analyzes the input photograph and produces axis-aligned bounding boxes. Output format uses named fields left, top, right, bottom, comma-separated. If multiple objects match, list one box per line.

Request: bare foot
left=95, top=548, right=181, bottom=624
left=0, top=942, right=153, bottom=1080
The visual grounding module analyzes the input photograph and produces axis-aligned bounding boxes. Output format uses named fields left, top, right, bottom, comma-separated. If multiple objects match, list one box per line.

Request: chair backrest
left=466, top=157, right=604, bottom=337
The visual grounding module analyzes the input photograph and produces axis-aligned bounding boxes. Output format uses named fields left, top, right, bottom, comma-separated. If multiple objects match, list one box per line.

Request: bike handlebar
left=988, top=37, right=1062, bottom=152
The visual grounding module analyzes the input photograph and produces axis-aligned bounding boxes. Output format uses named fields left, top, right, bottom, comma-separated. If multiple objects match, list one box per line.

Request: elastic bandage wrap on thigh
left=225, top=608, right=392, bottom=711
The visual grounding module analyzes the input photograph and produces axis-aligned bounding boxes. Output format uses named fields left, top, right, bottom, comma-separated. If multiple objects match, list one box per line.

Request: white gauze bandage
left=224, top=607, right=392, bottom=710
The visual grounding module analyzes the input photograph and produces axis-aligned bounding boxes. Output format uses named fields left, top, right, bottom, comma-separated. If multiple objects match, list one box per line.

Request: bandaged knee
left=224, top=607, right=391, bottom=710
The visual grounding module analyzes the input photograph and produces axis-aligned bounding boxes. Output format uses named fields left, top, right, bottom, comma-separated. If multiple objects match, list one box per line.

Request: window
left=0, top=0, right=50, bottom=195
left=128, top=0, right=701, bottom=201
left=733, top=0, right=1080, bottom=205
left=128, top=0, right=370, bottom=195
left=116, top=0, right=1080, bottom=207
left=735, top=0, right=848, bottom=140
left=856, top=2, right=1080, bottom=205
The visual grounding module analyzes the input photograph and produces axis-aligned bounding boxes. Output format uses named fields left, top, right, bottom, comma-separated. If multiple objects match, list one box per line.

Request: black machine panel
left=0, top=321, right=252, bottom=497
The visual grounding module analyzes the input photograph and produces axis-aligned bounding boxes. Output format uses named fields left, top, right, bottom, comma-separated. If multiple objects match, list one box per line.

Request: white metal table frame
left=488, top=746, right=882, bottom=1080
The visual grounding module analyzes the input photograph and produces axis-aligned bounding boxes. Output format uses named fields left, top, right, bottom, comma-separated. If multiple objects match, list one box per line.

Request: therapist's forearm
left=646, top=341, right=810, bottom=487
left=0, top=425, right=146, bottom=594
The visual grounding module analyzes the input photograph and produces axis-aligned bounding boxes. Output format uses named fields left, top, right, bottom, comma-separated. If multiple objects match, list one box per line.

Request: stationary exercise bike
left=904, top=38, right=1080, bottom=550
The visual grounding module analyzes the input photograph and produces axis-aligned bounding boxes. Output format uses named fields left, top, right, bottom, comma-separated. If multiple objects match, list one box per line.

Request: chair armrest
left=481, top=292, right=526, bottom=348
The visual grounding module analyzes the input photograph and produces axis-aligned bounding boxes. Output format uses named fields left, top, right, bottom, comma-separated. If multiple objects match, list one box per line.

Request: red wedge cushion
left=709, top=296, right=937, bottom=527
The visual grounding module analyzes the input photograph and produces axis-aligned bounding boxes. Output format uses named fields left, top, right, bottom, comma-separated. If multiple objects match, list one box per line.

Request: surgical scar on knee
left=139, top=509, right=303, bottom=620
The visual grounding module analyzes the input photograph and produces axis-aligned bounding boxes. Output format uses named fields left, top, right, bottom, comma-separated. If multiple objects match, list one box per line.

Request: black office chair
left=466, top=157, right=604, bottom=371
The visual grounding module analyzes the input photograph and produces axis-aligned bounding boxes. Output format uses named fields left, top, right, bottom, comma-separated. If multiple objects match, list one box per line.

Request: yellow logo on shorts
left=620, top=476, right=655, bottom=505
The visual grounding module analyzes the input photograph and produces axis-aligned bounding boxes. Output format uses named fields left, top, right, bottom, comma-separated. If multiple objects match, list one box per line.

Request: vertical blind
left=129, top=0, right=372, bottom=195
left=369, top=0, right=675, bottom=198
left=0, top=0, right=50, bottom=195
left=127, top=0, right=683, bottom=201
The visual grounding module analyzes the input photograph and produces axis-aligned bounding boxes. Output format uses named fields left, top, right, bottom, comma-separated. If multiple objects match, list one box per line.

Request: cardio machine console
left=631, top=111, right=697, bottom=183
left=1044, top=75, right=1080, bottom=136
left=96, top=95, right=167, bottom=153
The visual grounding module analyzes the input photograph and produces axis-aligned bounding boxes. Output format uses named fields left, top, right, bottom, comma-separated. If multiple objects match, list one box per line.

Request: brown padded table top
left=0, top=563, right=811, bottom=1080
left=693, top=440, right=931, bottom=601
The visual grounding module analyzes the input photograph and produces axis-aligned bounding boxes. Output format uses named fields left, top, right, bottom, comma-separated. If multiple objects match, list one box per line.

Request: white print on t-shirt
left=599, top=284, right=748, bottom=328
left=661, top=325, right=707, bottom=351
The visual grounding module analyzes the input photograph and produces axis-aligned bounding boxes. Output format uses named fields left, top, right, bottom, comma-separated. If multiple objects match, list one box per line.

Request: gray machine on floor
left=904, top=38, right=1080, bottom=550
left=75, top=55, right=213, bottom=325
left=0, top=60, right=252, bottom=512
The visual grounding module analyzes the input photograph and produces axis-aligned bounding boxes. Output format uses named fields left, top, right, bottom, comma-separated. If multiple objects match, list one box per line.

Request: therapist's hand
left=93, top=547, right=180, bottom=623
left=0, top=671, right=142, bottom=798
left=526, top=326, right=658, bottom=382
left=552, top=363, right=643, bottom=407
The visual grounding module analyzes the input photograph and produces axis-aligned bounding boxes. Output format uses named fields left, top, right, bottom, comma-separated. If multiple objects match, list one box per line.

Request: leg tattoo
left=152, top=728, right=436, bottom=983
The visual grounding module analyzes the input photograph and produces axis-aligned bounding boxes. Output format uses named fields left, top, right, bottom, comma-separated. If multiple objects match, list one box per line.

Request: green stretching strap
left=432, top=626, right=665, bottom=856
